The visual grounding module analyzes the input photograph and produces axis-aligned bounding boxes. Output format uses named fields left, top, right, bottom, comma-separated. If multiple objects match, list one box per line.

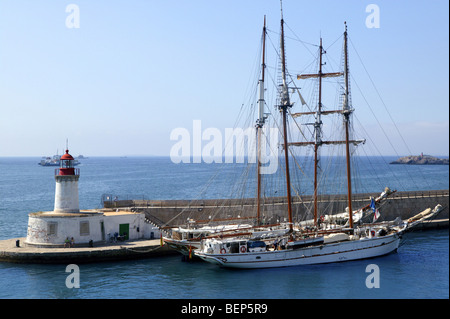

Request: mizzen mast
left=291, top=23, right=363, bottom=228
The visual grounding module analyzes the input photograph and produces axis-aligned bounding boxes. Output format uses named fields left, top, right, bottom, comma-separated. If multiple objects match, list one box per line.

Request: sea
left=0, top=156, right=448, bottom=302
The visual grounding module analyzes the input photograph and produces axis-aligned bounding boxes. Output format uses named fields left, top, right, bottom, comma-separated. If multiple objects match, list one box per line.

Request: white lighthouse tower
left=53, top=149, right=80, bottom=213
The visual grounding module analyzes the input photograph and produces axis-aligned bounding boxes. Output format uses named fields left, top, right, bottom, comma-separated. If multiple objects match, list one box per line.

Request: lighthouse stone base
left=25, top=209, right=160, bottom=247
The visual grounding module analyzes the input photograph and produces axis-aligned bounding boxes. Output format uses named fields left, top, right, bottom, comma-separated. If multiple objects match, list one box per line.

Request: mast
left=343, top=22, right=354, bottom=229
left=256, top=16, right=267, bottom=226
left=291, top=23, right=364, bottom=229
left=313, top=38, right=325, bottom=226
left=296, top=39, right=344, bottom=227
left=279, top=7, right=294, bottom=232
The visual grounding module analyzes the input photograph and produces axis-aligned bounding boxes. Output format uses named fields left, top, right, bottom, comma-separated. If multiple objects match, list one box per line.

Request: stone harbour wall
left=106, top=190, right=449, bottom=227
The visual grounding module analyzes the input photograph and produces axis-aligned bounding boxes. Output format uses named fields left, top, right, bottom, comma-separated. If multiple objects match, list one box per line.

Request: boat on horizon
left=38, top=151, right=80, bottom=167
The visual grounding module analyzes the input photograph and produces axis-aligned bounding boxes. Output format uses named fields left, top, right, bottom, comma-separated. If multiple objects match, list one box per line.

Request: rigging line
left=286, top=64, right=315, bottom=113
left=348, top=36, right=415, bottom=157
left=266, top=29, right=313, bottom=103
left=265, top=30, right=283, bottom=96
left=324, top=33, right=344, bottom=53
left=354, top=115, right=409, bottom=192
left=284, top=118, right=313, bottom=185
left=162, top=140, right=258, bottom=227
left=266, top=27, right=319, bottom=49
left=288, top=108, right=313, bottom=146
left=282, top=22, right=320, bottom=58
left=349, top=69, right=400, bottom=155
left=347, top=42, right=432, bottom=191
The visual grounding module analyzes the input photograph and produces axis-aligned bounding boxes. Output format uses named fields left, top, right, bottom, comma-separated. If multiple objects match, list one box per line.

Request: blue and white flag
left=373, top=209, right=381, bottom=222
left=370, top=197, right=376, bottom=213
left=370, top=197, right=381, bottom=222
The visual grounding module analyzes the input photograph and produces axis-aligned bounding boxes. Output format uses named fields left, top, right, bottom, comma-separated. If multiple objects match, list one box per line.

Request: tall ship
left=165, top=5, right=441, bottom=267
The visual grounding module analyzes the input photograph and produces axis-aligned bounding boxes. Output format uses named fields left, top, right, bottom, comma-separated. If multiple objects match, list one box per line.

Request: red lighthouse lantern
left=58, top=149, right=78, bottom=176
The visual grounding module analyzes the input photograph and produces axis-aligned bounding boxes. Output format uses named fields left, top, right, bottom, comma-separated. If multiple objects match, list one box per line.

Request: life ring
left=220, top=248, right=226, bottom=254
left=240, top=246, right=247, bottom=253
left=370, top=230, right=376, bottom=238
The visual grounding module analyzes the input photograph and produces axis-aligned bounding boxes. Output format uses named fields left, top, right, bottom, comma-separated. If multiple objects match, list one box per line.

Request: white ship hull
left=195, top=233, right=401, bottom=269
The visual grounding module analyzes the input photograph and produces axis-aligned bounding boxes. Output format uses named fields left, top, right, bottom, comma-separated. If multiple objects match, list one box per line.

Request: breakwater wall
left=104, top=190, right=449, bottom=227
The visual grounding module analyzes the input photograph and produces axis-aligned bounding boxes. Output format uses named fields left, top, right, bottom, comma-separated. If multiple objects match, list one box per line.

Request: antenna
left=66, top=138, right=69, bottom=152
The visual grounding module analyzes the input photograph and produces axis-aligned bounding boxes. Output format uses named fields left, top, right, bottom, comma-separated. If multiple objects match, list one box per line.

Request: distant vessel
left=38, top=151, right=80, bottom=166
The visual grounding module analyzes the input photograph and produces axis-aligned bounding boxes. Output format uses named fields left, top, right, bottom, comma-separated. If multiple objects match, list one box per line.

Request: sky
left=0, top=0, right=448, bottom=157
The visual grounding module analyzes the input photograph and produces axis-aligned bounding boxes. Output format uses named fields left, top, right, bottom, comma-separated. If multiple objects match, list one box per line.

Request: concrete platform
left=406, top=218, right=449, bottom=231
left=0, top=238, right=177, bottom=264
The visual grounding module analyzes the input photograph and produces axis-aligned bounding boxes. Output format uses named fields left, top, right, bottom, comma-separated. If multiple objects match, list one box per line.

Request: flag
left=370, top=197, right=376, bottom=213
left=370, top=197, right=381, bottom=222
left=373, top=209, right=381, bottom=223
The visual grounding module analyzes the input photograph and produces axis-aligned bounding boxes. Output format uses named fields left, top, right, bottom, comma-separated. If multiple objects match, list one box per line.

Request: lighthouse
left=25, top=147, right=160, bottom=248
left=54, top=149, right=80, bottom=213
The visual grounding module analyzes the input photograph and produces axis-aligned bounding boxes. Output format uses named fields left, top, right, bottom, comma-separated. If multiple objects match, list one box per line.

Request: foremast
left=256, top=16, right=267, bottom=226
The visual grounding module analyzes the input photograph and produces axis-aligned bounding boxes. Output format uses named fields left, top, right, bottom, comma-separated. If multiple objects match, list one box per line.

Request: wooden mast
left=279, top=8, right=293, bottom=232
left=297, top=39, right=344, bottom=227
left=256, top=16, right=266, bottom=226
left=313, top=38, right=325, bottom=226
left=343, top=22, right=354, bottom=229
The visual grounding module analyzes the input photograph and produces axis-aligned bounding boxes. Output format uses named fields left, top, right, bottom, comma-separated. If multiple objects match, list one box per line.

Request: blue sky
left=0, top=0, right=448, bottom=157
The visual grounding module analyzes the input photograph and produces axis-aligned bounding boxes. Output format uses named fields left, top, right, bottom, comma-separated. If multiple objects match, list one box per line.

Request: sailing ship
left=193, top=9, right=415, bottom=268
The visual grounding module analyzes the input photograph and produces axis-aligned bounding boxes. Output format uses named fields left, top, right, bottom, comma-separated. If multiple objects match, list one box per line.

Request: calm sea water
left=0, top=156, right=448, bottom=300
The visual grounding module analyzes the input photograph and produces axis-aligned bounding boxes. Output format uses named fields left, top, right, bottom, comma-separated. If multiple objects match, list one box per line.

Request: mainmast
left=343, top=22, right=354, bottom=228
left=256, top=16, right=267, bottom=226
left=279, top=7, right=294, bottom=232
